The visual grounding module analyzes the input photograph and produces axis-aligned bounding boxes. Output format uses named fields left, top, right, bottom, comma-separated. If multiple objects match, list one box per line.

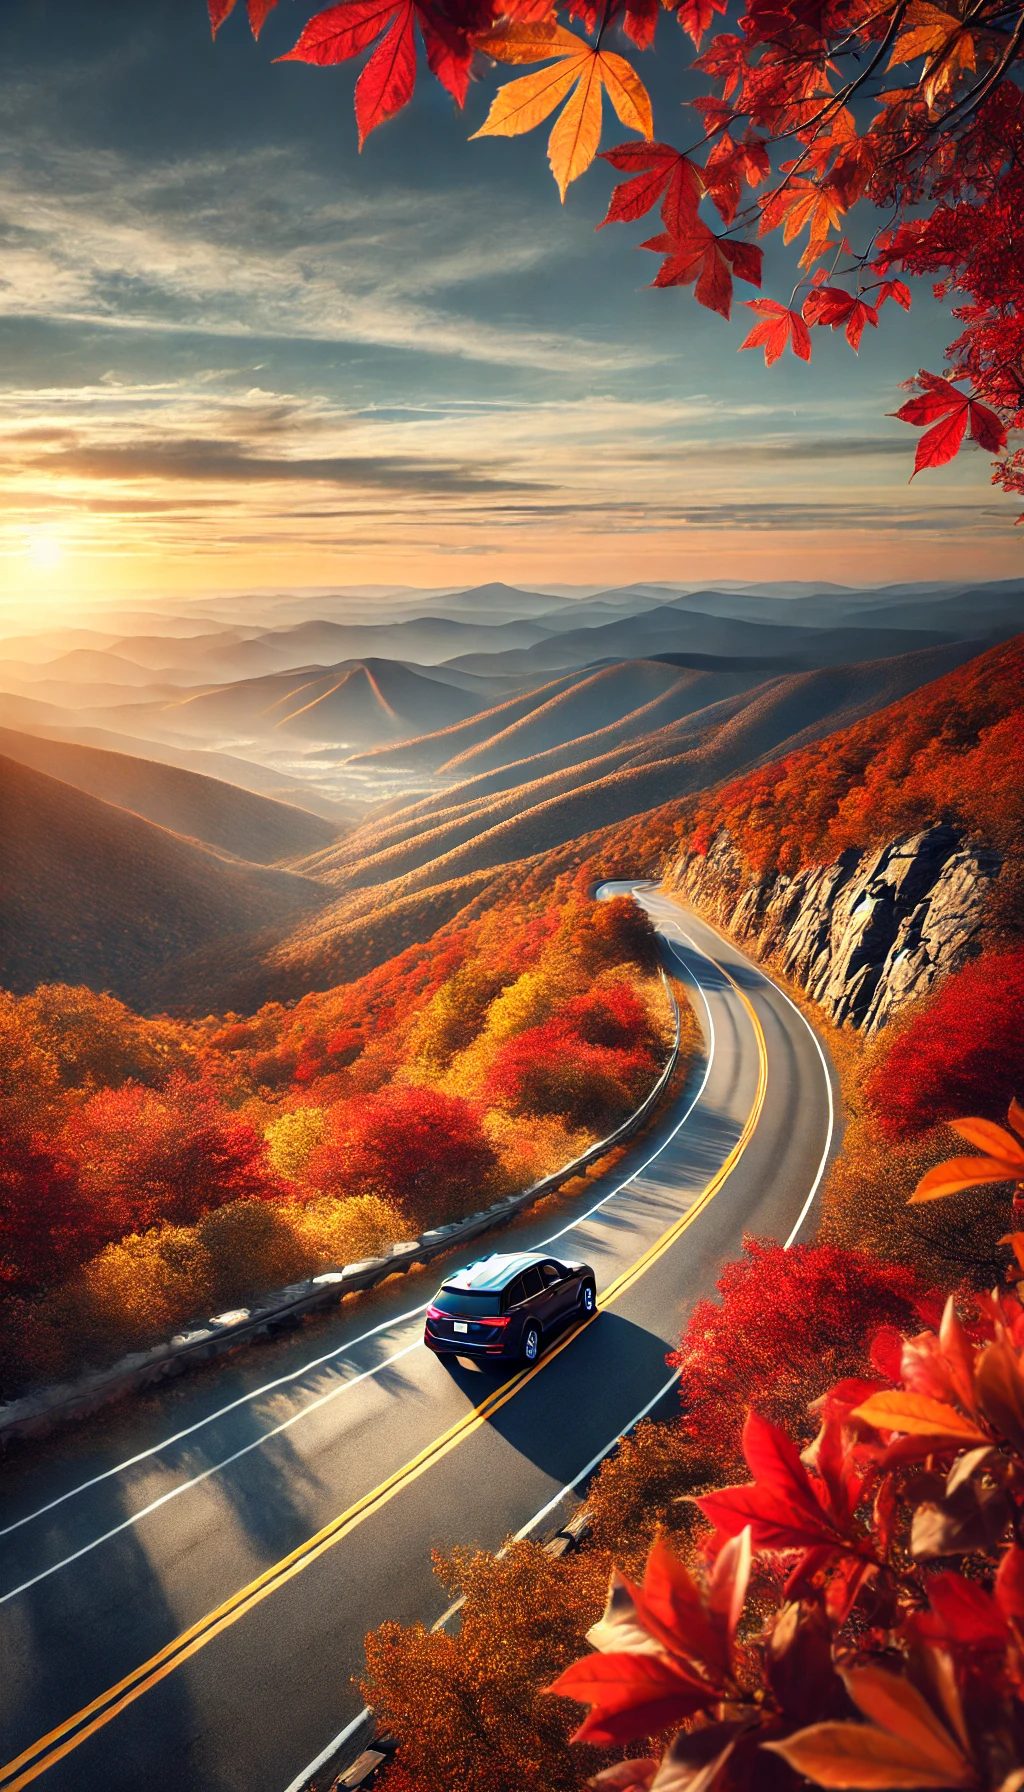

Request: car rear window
left=434, top=1289, right=503, bottom=1317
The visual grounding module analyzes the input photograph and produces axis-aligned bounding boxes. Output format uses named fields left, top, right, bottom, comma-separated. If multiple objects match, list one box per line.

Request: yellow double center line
left=2, top=977, right=767, bottom=1791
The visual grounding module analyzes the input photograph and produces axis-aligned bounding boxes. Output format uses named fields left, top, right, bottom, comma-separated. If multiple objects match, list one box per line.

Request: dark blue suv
left=424, top=1251, right=597, bottom=1363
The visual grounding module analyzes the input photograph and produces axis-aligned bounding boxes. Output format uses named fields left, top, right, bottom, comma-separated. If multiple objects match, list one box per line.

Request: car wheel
left=580, top=1280, right=596, bottom=1315
left=521, top=1323, right=541, bottom=1363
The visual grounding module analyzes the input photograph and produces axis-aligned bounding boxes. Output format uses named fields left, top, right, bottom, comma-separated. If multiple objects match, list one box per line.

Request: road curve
left=0, top=889, right=840, bottom=1792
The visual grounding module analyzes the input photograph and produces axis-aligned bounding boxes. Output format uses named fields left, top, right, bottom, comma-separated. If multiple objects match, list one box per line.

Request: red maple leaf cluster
left=206, top=0, right=1022, bottom=498
left=547, top=1243, right=1024, bottom=1789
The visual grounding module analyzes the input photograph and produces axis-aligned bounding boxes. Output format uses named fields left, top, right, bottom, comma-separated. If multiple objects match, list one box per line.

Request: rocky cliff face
left=665, top=824, right=1002, bottom=1032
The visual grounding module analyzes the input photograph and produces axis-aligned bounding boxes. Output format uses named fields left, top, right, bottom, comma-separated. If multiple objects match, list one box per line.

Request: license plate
left=453, top=1321, right=468, bottom=1334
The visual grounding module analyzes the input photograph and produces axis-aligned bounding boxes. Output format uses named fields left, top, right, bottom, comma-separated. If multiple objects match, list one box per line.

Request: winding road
left=0, top=887, right=839, bottom=1792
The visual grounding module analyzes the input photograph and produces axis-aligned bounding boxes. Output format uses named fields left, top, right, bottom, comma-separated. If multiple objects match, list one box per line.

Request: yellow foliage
left=362, top=1539, right=611, bottom=1792
left=482, top=1108, right=593, bottom=1189
left=289, top=1193, right=400, bottom=1268
left=264, top=1106, right=326, bottom=1181
left=196, top=1200, right=313, bottom=1309
left=79, top=1224, right=215, bottom=1345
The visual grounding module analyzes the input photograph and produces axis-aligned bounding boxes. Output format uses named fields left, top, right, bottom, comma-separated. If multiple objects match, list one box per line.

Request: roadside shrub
left=864, top=945, right=1024, bottom=1137
left=305, top=1084, right=500, bottom=1229
left=289, top=1192, right=399, bottom=1268
left=671, top=1237, right=920, bottom=1461
left=196, top=1200, right=314, bottom=1310
left=363, top=1541, right=609, bottom=1792
left=583, top=1419, right=719, bottom=1570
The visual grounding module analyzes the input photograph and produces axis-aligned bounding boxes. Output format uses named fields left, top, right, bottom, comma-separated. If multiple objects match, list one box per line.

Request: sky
left=0, top=0, right=1019, bottom=619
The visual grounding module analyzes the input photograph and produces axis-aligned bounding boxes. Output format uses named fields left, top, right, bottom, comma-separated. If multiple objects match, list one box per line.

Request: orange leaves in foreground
left=911, top=1100, right=1024, bottom=1204
left=547, top=1279, right=1024, bottom=1791
left=471, top=22, right=652, bottom=198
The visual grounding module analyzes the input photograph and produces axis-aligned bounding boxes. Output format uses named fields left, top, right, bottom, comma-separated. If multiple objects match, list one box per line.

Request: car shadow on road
left=433, top=1308, right=679, bottom=1496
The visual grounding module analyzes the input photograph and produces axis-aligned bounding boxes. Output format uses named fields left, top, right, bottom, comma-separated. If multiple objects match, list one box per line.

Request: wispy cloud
left=0, top=138, right=654, bottom=372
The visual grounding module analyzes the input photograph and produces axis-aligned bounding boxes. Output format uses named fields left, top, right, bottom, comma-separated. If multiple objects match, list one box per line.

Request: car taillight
left=426, top=1305, right=444, bottom=1320
left=485, top=1314, right=510, bottom=1326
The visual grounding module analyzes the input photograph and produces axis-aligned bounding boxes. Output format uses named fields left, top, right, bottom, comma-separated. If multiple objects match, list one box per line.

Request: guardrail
left=0, top=973, right=681, bottom=1447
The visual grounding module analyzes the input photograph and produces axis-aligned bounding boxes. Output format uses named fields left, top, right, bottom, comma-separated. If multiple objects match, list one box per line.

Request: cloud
left=636, top=436, right=918, bottom=464
left=26, top=437, right=544, bottom=495
left=0, top=138, right=656, bottom=373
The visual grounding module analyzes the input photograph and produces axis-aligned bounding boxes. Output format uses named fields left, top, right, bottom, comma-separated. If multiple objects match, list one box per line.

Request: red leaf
left=996, top=1544, right=1024, bottom=1625
left=694, top=32, right=746, bottom=98
left=546, top=1650, right=715, bottom=1746
left=892, top=371, right=969, bottom=426
left=910, top=407, right=970, bottom=475
left=877, top=279, right=912, bottom=311
left=623, top=0, right=660, bottom=50
left=698, top=1412, right=845, bottom=1549
left=721, top=238, right=762, bottom=288
left=801, top=285, right=878, bottom=351
left=278, top=0, right=474, bottom=140
left=968, top=398, right=1008, bottom=454
left=356, top=2, right=417, bottom=143
left=920, top=1570, right=1009, bottom=1647
left=598, top=143, right=703, bottom=235
left=741, top=299, right=812, bottom=364
left=674, top=0, right=727, bottom=49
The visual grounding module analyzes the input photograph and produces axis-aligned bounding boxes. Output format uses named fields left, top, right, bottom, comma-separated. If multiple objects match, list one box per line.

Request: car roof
left=442, top=1252, right=551, bottom=1292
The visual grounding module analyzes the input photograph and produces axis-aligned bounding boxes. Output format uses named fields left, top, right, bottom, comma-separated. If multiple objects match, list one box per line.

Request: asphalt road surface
left=0, top=888, right=840, bottom=1792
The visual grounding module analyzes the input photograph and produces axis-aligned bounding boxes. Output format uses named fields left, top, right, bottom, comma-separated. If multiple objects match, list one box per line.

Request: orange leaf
left=842, top=1665, right=973, bottom=1777
left=950, top=1117, right=1024, bottom=1163
left=766, top=1719, right=974, bottom=1787
left=910, top=1155, right=1023, bottom=1202
left=472, top=25, right=651, bottom=197
left=851, top=1391, right=987, bottom=1443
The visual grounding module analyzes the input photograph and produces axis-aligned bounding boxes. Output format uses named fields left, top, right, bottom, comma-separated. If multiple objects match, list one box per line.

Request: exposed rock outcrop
left=666, top=824, right=1002, bottom=1031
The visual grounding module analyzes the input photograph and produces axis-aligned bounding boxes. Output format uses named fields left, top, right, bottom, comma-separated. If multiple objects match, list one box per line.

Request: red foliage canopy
left=0, top=1124, right=103, bottom=1297
left=305, top=1082, right=499, bottom=1225
left=207, top=0, right=1023, bottom=499
left=866, top=947, right=1024, bottom=1138
left=63, top=1073, right=281, bottom=1235
left=679, top=633, right=1024, bottom=878
left=670, top=1236, right=920, bottom=1450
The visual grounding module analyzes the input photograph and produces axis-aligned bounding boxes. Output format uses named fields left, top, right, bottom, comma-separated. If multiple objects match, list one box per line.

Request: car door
left=539, top=1260, right=576, bottom=1322
left=517, top=1264, right=548, bottom=1331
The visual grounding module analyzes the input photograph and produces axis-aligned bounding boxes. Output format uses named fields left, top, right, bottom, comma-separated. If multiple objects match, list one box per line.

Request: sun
left=28, top=532, right=62, bottom=572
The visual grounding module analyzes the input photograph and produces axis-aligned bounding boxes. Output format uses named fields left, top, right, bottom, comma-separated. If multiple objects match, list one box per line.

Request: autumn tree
left=208, top=0, right=1022, bottom=497
left=64, top=1073, right=281, bottom=1235
left=0, top=1123, right=101, bottom=1297
left=670, top=1236, right=920, bottom=1457
left=305, top=1082, right=500, bottom=1225
left=864, top=947, right=1024, bottom=1137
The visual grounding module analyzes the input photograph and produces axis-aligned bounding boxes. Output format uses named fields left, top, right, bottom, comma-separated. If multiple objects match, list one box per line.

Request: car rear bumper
left=423, top=1327, right=512, bottom=1356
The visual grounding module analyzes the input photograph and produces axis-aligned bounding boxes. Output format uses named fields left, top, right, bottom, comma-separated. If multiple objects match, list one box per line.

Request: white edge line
left=0, top=950, right=717, bottom=1595
left=286, top=1365, right=683, bottom=1792
left=652, top=888, right=836, bottom=1250
left=281, top=1706, right=373, bottom=1792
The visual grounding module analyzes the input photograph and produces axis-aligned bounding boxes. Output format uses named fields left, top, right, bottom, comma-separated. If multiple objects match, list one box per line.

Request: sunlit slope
left=290, top=641, right=980, bottom=898
left=0, top=728, right=340, bottom=863
left=435, top=660, right=765, bottom=777
left=0, top=756, right=329, bottom=1001
left=123, top=635, right=1016, bottom=1015
left=344, top=669, right=587, bottom=771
